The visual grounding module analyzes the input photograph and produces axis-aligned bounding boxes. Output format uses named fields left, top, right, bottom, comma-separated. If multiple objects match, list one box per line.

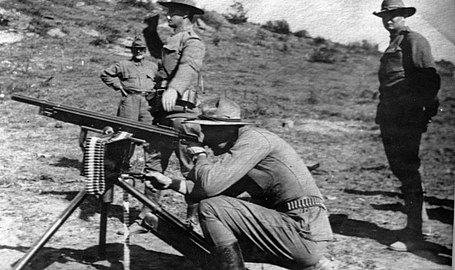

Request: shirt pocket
left=162, top=42, right=181, bottom=74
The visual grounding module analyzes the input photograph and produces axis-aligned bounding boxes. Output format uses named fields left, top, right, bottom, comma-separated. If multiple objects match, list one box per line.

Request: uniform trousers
left=198, top=195, right=327, bottom=269
left=379, top=122, right=424, bottom=194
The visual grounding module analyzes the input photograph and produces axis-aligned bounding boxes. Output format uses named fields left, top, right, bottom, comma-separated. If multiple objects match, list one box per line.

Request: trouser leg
left=381, top=124, right=425, bottom=238
left=198, top=196, right=324, bottom=269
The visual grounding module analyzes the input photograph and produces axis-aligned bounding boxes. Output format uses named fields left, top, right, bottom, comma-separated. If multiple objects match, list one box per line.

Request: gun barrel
left=11, top=94, right=197, bottom=142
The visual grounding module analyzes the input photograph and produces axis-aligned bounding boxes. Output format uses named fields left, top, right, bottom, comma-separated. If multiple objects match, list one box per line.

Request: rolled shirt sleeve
left=100, top=63, right=124, bottom=91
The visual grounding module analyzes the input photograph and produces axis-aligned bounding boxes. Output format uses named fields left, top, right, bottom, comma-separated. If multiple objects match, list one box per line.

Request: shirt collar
left=174, top=24, right=194, bottom=34
left=390, top=26, right=410, bottom=39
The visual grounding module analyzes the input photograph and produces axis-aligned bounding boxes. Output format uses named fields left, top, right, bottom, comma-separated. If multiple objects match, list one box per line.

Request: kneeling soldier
left=145, top=98, right=335, bottom=270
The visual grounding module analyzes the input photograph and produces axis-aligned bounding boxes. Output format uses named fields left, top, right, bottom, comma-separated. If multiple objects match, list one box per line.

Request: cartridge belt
left=126, top=90, right=153, bottom=96
left=277, top=197, right=326, bottom=212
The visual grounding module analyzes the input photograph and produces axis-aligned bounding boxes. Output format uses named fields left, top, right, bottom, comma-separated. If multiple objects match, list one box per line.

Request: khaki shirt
left=185, top=127, right=333, bottom=241
left=161, top=25, right=205, bottom=104
left=376, top=27, right=438, bottom=125
left=100, top=59, right=158, bottom=93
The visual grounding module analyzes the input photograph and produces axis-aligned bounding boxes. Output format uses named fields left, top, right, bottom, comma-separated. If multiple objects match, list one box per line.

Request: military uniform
left=146, top=24, right=205, bottom=176
left=100, top=59, right=157, bottom=123
left=376, top=26, right=440, bottom=237
left=186, top=126, right=333, bottom=269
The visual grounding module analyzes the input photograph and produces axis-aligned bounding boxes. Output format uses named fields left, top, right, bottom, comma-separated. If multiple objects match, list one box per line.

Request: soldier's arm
left=167, top=38, right=205, bottom=96
left=100, top=63, right=124, bottom=92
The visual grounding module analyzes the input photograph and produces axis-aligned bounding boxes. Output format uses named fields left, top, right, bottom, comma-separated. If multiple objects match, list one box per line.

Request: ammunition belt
left=277, top=197, right=326, bottom=212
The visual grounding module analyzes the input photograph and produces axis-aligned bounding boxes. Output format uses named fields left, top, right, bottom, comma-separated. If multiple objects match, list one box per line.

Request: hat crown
left=200, top=98, right=242, bottom=121
left=381, top=0, right=406, bottom=10
left=130, top=36, right=146, bottom=48
left=158, top=0, right=204, bottom=14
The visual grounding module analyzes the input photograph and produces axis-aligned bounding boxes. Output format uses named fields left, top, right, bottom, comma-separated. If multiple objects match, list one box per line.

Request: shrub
left=201, top=10, right=228, bottom=30
left=347, top=40, right=379, bottom=54
left=312, top=36, right=328, bottom=46
left=436, top=60, right=455, bottom=77
left=308, top=46, right=337, bottom=64
left=255, top=28, right=269, bottom=41
left=225, top=1, right=248, bottom=24
left=294, top=29, right=310, bottom=38
left=261, top=20, right=290, bottom=35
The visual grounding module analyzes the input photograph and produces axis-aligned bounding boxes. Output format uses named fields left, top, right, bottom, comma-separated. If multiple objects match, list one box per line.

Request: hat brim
left=184, top=119, right=254, bottom=126
left=373, top=7, right=416, bottom=18
left=158, top=2, right=204, bottom=15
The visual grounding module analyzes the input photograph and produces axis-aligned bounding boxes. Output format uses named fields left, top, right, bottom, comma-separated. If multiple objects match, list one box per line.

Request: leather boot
left=212, top=241, right=246, bottom=270
left=389, top=192, right=425, bottom=252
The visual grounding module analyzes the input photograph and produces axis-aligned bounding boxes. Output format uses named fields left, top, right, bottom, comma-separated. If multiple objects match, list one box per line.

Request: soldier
left=100, top=36, right=156, bottom=123
left=144, top=98, right=335, bottom=270
left=373, top=0, right=440, bottom=252
left=130, top=0, right=206, bottom=234
left=100, top=37, right=160, bottom=235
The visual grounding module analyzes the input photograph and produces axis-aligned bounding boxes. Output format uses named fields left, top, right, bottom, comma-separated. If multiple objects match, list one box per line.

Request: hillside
left=0, top=1, right=453, bottom=270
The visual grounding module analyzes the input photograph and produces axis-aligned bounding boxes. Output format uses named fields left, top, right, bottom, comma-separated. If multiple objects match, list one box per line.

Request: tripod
left=12, top=133, right=212, bottom=270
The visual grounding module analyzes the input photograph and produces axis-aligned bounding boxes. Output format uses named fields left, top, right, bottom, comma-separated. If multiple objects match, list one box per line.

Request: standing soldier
left=100, top=37, right=159, bottom=234
left=373, top=0, right=440, bottom=252
left=131, top=0, right=206, bottom=234
left=100, top=36, right=157, bottom=124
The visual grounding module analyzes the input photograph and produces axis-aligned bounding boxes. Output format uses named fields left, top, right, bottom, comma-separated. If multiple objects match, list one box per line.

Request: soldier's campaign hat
left=373, top=0, right=416, bottom=18
left=185, top=97, right=254, bottom=126
left=126, top=36, right=147, bottom=48
left=158, top=0, right=204, bottom=15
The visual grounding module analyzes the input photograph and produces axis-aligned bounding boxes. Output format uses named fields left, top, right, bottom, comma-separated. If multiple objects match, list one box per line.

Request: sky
left=195, top=0, right=455, bottom=63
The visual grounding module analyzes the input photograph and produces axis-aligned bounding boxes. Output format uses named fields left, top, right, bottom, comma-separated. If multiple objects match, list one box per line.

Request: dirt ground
left=0, top=1, right=453, bottom=269
left=0, top=100, right=452, bottom=270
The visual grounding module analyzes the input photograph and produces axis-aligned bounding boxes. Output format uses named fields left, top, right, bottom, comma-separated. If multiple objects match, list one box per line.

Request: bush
left=294, top=29, right=310, bottom=38
left=347, top=40, right=379, bottom=54
left=201, top=10, right=228, bottom=30
left=261, top=20, right=290, bottom=35
left=225, top=1, right=248, bottom=24
left=312, top=36, right=328, bottom=46
left=308, top=46, right=337, bottom=64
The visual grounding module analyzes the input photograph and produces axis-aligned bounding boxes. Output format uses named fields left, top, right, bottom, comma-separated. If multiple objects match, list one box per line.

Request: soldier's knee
left=198, top=197, right=225, bottom=218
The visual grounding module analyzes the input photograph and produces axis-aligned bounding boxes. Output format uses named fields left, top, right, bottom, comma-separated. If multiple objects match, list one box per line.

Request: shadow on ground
left=5, top=243, right=197, bottom=270
left=329, top=213, right=452, bottom=266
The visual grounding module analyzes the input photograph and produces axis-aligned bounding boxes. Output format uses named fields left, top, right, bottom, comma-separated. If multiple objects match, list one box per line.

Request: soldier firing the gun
left=144, top=97, right=336, bottom=270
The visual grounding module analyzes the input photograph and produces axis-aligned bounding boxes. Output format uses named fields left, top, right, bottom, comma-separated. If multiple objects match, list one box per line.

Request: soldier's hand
left=162, top=88, right=178, bottom=111
left=119, top=87, right=128, bottom=97
left=144, top=171, right=172, bottom=190
left=187, top=142, right=206, bottom=156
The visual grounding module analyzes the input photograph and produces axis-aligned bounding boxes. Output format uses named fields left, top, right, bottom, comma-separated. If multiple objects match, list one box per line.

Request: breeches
left=145, top=116, right=202, bottom=176
left=380, top=123, right=423, bottom=193
left=117, top=94, right=153, bottom=123
left=198, top=195, right=327, bottom=269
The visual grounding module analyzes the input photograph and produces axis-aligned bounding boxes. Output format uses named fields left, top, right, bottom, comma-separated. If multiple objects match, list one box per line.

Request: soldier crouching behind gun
left=131, top=0, right=206, bottom=234
left=143, top=98, right=336, bottom=270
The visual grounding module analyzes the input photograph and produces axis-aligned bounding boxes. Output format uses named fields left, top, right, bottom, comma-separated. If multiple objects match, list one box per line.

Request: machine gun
left=11, top=94, right=198, bottom=146
left=11, top=95, right=212, bottom=270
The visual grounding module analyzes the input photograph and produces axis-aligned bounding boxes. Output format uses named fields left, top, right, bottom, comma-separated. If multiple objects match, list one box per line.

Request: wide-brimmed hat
left=126, top=36, right=147, bottom=49
left=373, top=0, right=416, bottom=18
left=158, top=0, right=204, bottom=15
left=185, top=97, right=254, bottom=126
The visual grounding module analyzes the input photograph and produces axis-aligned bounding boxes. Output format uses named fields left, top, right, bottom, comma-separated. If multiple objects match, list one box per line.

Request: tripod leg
left=98, top=186, right=114, bottom=258
left=12, top=189, right=88, bottom=270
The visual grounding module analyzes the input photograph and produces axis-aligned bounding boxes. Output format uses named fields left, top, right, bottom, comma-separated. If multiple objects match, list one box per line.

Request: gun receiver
left=11, top=94, right=198, bottom=143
